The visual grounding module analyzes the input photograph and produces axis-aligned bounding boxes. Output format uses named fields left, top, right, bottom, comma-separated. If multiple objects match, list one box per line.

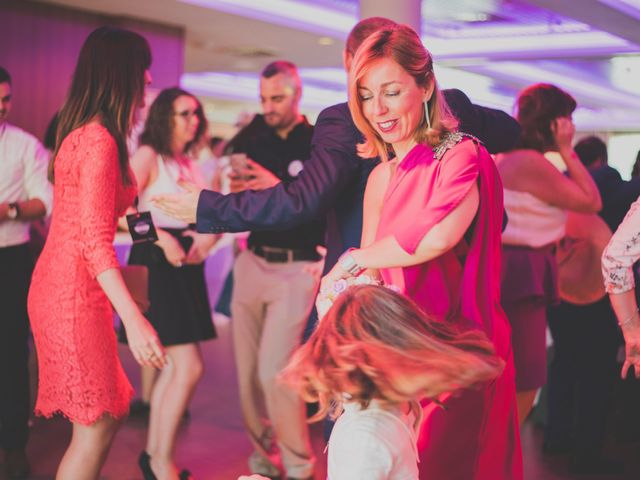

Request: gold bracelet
left=619, top=308, right=639, bottom=329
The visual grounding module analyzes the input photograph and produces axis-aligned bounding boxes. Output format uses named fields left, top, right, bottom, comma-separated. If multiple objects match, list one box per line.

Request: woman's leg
left=56, top=415, right=122, bottom=480
left=145, top=356, right=175, bottom=456
left=141, top=365, right=159, bottom=404
left=504, top=298, right=548, bottom=425
left=147, top=343, right=204, bottom=480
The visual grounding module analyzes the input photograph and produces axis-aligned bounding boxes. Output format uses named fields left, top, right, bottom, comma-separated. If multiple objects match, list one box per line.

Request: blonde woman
left=320, top=24, right=521, bottom=479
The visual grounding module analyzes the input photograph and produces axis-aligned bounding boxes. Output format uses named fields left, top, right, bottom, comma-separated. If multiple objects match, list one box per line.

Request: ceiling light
left=425, top=30, right=635, bottom=60
left=317, top=37, right=334, bottom=46
left=598, top=0, right=640, bottom=20
left=179, top=0, right=353, bottom=37
left=479, top=62, right=640, bottom=109
left=181, top=72, right=345, bottom=109
left=610, top=56, right=640, bottom=94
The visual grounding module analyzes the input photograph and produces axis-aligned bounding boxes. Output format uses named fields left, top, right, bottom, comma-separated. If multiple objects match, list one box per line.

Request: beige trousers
left=231, top=249, right=319, bottom=478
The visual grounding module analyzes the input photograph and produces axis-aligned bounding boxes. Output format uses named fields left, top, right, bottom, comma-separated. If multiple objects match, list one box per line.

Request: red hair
left=516, top=83, right=577, bottom=152
left=282, top=285, right=504, bottom=421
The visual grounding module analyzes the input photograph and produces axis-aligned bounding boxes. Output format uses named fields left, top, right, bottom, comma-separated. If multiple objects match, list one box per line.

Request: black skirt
left=119, top=228, right=216, bottom=346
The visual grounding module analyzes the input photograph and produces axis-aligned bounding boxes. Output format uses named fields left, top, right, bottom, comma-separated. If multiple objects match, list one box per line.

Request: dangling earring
left=424, top=100, right=432, bottom=130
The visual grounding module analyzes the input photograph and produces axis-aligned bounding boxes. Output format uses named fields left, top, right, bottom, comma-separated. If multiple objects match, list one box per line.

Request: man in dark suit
left=154, top=17, right=521, bottom=285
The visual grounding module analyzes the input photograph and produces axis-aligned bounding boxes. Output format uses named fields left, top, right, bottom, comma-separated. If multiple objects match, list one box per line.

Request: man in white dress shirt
left=0, top=66, right=52, bottom=479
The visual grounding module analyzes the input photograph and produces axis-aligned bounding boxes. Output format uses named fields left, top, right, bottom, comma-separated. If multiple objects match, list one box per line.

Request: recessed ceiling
left=36, top=0, right=640, bottom=131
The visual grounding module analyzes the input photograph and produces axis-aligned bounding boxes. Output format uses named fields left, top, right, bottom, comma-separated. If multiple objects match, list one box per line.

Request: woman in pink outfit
left=320, top=25, right=522, bottom=479
left=28, top=27, right=165, bottom=479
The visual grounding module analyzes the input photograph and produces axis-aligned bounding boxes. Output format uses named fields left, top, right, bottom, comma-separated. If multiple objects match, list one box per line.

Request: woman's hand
left=237, top=475, right=271, bottom=480
left=552, top=117, right=575, bottom=153
left=182, top=230, right=219, bottom=265
left=156, top=229, right=186, bottom=267
left=621, top=324, right=640, bottom=379
left=124, top=315, right=166, bottom=369
left=319, top=260, right=349, bottom=297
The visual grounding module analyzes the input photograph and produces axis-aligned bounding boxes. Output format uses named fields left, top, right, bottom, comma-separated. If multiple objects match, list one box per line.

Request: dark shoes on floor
left=139, top=450, right=193, bottom=480
left=4, top=449, right=30, bottom=479
left=138, top=451, right=156, bottom=480
left=129, top=398, right=191, bottom=421
left=130, top=398, right=151, bottom=418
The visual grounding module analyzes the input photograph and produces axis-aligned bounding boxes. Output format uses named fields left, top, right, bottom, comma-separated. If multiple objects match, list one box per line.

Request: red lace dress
left=28, top=123, right=136, bottom=424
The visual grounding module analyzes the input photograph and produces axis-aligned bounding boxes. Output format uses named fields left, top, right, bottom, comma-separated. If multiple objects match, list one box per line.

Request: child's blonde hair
left=282, top=285, right=504, bottom=421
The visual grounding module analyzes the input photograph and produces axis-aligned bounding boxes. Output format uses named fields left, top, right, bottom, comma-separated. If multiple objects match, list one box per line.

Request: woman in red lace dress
left=28, top=27, right=165, bottom=479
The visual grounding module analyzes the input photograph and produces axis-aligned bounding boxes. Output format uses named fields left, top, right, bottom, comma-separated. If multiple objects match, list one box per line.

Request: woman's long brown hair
left=50, top=26, right=151, bottom=184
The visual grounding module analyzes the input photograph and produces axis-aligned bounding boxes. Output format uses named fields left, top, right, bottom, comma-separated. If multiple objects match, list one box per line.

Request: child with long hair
left=241, top=283, right=504, bottom=480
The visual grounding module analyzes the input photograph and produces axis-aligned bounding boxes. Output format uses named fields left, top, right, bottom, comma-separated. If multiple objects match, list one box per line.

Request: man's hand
left=151, top=181, right=201, bottom=223
left=244, top=159, right=281, bottom=190
left=229, top=159, right=281, bottom=193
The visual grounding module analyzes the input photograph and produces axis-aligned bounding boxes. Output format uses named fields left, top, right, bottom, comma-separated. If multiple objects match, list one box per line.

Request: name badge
left=126, top=211, right=158, bottom=244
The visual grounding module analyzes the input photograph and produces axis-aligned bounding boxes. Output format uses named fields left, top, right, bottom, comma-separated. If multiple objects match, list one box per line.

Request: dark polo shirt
left=227, top=114, right=324, bottom=252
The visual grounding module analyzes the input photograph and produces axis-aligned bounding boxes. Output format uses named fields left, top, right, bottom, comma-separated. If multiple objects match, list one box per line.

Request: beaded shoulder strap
left=433, top=131, right=482, bottom=161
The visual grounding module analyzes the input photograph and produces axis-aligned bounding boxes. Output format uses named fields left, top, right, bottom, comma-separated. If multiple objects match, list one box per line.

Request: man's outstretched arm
left=196, top=103, right=363, bottom=234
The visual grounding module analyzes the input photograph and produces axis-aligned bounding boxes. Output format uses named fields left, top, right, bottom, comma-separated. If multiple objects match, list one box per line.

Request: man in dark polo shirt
left=228, top=60, right=320, bottom=480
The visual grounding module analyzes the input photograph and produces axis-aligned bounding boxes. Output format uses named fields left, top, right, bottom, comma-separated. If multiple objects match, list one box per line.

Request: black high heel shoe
left=138, top=451, right=157, bottom=480
left=139, top=451, right=193, bottom=480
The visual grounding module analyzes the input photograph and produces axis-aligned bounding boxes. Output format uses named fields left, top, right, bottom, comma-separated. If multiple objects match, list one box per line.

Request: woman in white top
left=496, top=84, right=601, bottom=425
left=124, top=88, right=218, bottom=480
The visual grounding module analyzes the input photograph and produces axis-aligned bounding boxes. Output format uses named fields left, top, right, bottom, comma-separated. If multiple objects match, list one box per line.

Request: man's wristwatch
left=6, top=202, right=20, bottom=220
left=339, top=249, right=365, bottom=277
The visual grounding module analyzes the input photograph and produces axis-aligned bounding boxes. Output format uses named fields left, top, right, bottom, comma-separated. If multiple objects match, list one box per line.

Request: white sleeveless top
left=502, top=189, right=567, bottom=248
left=138, top=154, right=204, bottom=229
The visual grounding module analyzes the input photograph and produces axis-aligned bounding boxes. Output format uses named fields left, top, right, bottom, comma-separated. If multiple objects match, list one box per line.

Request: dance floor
left=3, top=319, right=640, bottom=480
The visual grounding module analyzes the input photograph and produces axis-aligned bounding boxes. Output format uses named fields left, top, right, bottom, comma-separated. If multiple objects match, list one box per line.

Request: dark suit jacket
left=197, top=89, right=520, bottom=273
left=590, top=165, right=640, bottom=232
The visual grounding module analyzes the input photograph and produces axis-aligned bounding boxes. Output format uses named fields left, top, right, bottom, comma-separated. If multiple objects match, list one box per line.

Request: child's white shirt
left=327, top=399, right=421, bottom=480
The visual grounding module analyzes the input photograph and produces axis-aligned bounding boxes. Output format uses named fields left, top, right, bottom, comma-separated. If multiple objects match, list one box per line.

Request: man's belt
left=249, top=245, right=320, bottom=263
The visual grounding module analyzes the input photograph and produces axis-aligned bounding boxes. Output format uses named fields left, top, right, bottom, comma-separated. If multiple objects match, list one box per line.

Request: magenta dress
left=375, top=135, right=523, bottom=479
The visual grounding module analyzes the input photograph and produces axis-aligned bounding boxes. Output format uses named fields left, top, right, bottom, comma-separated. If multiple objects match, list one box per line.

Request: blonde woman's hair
left=348, top=24, right=458, bottom=162
left=281, top=285, right=504, bottom=422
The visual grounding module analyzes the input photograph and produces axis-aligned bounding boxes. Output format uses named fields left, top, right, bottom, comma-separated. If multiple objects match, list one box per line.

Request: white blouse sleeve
left=602, top=195, right=640, bottom=294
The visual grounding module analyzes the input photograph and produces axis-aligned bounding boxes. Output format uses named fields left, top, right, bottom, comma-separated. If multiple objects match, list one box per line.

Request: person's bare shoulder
left=496, top=149, right=549, bottom=190
left=367, top=160, right=394, bottom=190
